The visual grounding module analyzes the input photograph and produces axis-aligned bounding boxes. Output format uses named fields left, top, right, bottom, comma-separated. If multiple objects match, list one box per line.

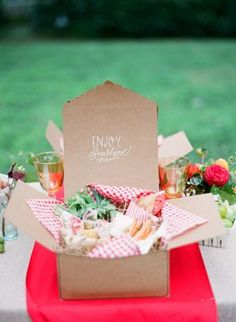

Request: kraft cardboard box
left=158, top=131, right=193, bottom=162
left=4, top=81, right=225, bottom=299
left=5, top=181, right=224, bottom=299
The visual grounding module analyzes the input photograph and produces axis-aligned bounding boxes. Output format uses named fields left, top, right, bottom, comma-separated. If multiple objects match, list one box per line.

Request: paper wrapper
left=89, top=201, right=208, bottom=258
left=88, top=234, right=140, bottom=258
left=26, top=192, right=207, bottom=258
left=26, top=199, right=63, bottom=243
left=88, top=183, right=153, bottom=206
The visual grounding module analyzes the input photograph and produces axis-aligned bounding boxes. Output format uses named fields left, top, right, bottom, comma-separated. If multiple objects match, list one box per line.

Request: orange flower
left=215, top=158, right=229, bottom=170
left=187, top=163, right=202, bottom=179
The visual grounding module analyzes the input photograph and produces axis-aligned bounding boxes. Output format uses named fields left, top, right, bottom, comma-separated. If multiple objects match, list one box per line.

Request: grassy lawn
left=0, top=40, right=236, bottom=174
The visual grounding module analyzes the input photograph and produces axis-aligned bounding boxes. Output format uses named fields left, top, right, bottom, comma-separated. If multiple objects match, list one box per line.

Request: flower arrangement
left=185, top=148, right=236, bottom=228
left=0, top=152, right=33, bottom=206
left=0, top=152, right=37, bottom=252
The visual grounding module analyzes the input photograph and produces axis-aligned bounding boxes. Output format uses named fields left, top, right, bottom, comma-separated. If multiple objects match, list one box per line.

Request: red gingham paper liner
left=161, top=202, right=207, bottom=241
left=26, top=196, right=207, bottom=258
left=88, top=201, right=162, bottom=259
left=152, top=191, right=166, bottom=215
left=87, top=183, right=153, bottom=206
left=88, top=234, right=140, bottom=258
left=26, top=199, right=63, bottom=243
left=126, top=201, right=207, bottom=241
left=126, top=201, right=161, bottom=226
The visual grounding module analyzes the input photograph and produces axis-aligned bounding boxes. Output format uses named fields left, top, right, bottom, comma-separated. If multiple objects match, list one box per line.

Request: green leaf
left=195, top=147, right=208, bottom=158
left=28, top=153, right=36, bottom=166
left=219, top=191, right=236, bottom=205
left=211, top=185, right=236, bottom=205
left=212, top=182, right=235, bottom=195
left=65, top=189, right=117, bottom=221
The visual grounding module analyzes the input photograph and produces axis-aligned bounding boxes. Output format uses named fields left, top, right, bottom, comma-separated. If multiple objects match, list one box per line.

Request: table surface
left=1, top=182, right=236, bottom=322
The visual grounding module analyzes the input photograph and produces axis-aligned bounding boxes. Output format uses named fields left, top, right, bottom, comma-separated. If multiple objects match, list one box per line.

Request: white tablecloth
left=200, top=236, right=236, bottom=322
left=0, top=181, right=236, bottom=322
left=0, top=233, right=33, bottom=322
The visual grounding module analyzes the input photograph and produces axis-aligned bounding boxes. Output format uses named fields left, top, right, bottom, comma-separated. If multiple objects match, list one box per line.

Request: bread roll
left=133, top=220, right=152, bottom=240
left=129, top=220, right=142, bottom=237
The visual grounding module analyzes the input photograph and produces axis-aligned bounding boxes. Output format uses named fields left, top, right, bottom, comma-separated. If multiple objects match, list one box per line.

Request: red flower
left=187, top=163, right=201, bottom=178
left=203, top=164, right=230, bottom=187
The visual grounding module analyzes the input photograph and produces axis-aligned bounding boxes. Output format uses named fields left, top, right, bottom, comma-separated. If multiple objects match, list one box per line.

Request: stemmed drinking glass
left=34, top=151, right=64, bottom=198
left=159, top=157, right=190, bottom=199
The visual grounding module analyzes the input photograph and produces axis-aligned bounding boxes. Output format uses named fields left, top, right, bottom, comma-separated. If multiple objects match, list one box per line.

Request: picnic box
left=4, top=81, right=225, bottom=299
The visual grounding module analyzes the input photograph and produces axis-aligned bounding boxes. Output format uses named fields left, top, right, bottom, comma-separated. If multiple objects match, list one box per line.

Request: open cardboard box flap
left=4, top=180, right=57, bottom=251
left=4, top=180, right=225, bottom=253
left=158, top=131, right=193, bottom=161
left=167, top=194, right=225, bottom=249
left=46, top=120, right=63, bottom=153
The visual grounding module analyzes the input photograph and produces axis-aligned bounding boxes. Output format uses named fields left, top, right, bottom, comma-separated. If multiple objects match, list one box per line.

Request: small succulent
left=65, top=189, right=117, bottom=221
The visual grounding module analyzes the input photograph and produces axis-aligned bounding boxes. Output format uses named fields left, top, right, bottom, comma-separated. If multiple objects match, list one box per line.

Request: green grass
left=0, top=40, right=236, bottom=174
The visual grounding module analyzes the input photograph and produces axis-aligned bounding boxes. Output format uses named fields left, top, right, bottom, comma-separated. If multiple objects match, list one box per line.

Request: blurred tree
left=0, top=0, right=7, bottom=26
left=22, top=0, right=236, bottom=37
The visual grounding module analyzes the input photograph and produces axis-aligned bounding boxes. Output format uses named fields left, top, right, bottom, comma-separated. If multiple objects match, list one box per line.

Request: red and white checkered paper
left=88, top=200, right=163, bottom=259
left=26, top=192, right=207, bottom=258
left=88, top=183, right=153, bottom=206
left=88, top=234, right=140, bottom=258
left=126, top=200, right=207, bottom=241
left=161, top=202, right=207, bottom=240
left=91, top=201, right=206, bottom=258
left=126, top=201, right=160, bottom=226
left=26, top=199, right=63, bottom=243
left=152, top=191, right=166, bottom=216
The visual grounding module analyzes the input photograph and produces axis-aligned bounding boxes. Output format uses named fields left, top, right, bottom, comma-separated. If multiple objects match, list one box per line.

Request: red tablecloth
left=26, top=242, right=217, bottom=322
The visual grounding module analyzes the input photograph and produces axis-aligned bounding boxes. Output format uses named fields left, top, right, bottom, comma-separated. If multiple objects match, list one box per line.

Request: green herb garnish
left=65, top=189, right=117, bottom=221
